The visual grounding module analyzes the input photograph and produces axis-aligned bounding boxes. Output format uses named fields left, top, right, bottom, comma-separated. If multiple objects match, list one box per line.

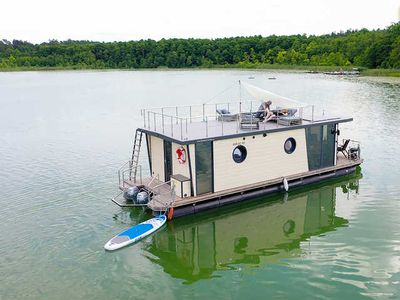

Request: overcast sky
left=1, top=0, right=399, bottom=43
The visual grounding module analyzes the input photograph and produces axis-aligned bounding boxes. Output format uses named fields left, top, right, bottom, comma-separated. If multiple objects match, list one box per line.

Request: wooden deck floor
left=116, top=177, right=175, bottom=209
left=113, top=155, right=361, bottom=211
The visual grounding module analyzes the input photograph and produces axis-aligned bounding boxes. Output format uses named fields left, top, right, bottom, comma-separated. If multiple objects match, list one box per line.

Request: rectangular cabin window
left=195, top=141, right=213, bottom=195
left=306, top=124, right=336, bottom=170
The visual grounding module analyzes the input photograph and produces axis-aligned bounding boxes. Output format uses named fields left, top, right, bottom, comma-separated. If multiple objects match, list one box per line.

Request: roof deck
left=139, top=101, right=353, bottom=143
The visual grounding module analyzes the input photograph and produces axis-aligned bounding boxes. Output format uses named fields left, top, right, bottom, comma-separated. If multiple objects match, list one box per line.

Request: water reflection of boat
left=144, top=173, right=361, bottom=283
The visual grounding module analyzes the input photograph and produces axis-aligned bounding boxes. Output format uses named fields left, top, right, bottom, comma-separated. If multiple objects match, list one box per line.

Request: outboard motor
left=136, top=191, right=149, bottom=205
left=123, top=186, right=139, bottom=202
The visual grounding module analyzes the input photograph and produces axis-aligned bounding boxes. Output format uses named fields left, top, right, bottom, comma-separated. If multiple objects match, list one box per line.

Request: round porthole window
left=232, top=145, right=247, bottom=163
left=284, top=138, right=296, bottom=154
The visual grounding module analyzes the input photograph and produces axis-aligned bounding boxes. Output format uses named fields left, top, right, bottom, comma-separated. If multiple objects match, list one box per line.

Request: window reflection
left=232, top=145, right=247, bottom=163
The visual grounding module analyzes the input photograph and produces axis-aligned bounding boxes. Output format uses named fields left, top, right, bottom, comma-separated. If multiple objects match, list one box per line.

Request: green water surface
left=0, top=70, right=399, bottom=299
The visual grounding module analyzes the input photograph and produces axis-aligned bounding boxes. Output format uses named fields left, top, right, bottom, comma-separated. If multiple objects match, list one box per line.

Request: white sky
left=1, top=0, right=399, bottom=43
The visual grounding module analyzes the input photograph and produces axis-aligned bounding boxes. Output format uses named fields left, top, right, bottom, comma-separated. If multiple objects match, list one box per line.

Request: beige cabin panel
left=172, top=143, right=190, bottom=178
left=150, top=136, right=165, bottom=182
left=214, top=129, right=309, bottom=192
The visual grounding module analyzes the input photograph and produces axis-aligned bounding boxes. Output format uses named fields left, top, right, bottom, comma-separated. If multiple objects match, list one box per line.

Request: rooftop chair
left=337, top=139, right=350, bottom=158
left=275, top=108, right=302, bottom=125
left=236, top=102, right=265, bottom=129
left=239, top=112, right=262, bottom=129
left=216, top=108, right=238, bottom=122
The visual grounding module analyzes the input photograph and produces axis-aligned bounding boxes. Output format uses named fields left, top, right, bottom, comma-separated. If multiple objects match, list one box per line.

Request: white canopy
left=240, top=81, right=308, bottom=108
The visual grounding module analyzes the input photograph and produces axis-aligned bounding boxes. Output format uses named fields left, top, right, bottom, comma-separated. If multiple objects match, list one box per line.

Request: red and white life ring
left=176, top=146, right=186, bottom=164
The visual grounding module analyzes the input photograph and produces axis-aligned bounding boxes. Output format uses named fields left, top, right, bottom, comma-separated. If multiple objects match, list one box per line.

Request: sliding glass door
left=195, top=141, right=213, bottom=195
left=306, top=124, right=336, bottom=170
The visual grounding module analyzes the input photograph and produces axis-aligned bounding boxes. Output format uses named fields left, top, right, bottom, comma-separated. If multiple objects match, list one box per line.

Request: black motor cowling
left=136, top=191, right=149, bottom=204
left=123, top=186, right=139, bottom=202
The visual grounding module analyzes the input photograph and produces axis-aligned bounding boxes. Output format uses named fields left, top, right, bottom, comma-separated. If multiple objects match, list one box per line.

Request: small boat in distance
left=111, top=82, right=363, bottom=219
left=323, top=71, right=360, bottom=76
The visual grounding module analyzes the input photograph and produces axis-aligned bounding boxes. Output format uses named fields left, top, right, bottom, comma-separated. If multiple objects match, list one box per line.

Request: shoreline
left=0, top=65, right=399, bottom=77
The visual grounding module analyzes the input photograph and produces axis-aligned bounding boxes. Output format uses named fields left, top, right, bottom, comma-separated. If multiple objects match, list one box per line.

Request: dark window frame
left=284, top=137, right=297, bottom=154
left=232, top=145, right=247, bottom=163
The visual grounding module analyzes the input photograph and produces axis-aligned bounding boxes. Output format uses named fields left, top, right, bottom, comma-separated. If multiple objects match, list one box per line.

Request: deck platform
left=116, top=155, right=362, bottom=212
left=113, top=177, right=174, bottom=209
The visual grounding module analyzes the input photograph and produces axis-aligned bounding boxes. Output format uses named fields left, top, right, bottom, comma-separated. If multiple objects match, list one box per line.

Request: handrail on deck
left=119, top=163, right=145, bottom=188
left=142, top=100, right=319, bottom=140
left=149, top=183, right=176, bottom=211
left=117, top=160, right=132, bottom=186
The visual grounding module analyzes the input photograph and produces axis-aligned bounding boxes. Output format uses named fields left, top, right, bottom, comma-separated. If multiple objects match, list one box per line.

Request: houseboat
left=112, top=82, right=363, bottom=219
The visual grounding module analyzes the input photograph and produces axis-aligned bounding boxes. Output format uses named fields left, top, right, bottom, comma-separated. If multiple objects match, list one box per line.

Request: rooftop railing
left=140, top=100, right=324, bottom=140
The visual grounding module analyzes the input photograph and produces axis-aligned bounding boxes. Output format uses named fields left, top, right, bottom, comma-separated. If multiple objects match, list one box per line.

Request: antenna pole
left=239, top=80, right=241, bottom=102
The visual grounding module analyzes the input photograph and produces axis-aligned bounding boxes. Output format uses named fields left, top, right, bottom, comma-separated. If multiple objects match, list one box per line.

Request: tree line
left=1, top=22, right=399, bottom=70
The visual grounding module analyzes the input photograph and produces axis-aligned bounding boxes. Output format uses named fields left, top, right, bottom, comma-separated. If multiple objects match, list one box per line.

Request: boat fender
left=283, top=177, right=289, bottom=192
left=167, top=207, right=174, bottom=220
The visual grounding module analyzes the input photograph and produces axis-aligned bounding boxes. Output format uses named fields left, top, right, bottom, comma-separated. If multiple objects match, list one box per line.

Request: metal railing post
left=189, top=106, right=192, bottom=123
left=185, top=118, right=188, bottom=137
left=143, top=109, right=146, bottom=128
left=180, top=118, right=183, bottom=140
left=206, top=116, right=208, bottom=137
left=202, top=104, right=205, bottom=122
left=161, top=108, right=165, bottom=134
left=153, top=112, right=156, bottom=131
left=250, top=106, right=253, bottom=126
left=176, top=106, right=179, bottom=124
left=147, top=111, right=150, bottom=129
left=139, top=165, right=142, bottom=184
left=170, top=116, right=173, bottom=137
left=221, top=115, right=224, bottom=135
left=312, top=105, right=314, bottom=123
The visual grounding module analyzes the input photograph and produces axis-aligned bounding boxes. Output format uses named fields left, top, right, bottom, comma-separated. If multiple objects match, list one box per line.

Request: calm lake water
left=1, top=70, right=400, bottom=299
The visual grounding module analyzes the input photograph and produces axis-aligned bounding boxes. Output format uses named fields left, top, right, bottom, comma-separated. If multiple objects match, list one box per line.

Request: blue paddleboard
left=104, top=215, right=167, bottom=251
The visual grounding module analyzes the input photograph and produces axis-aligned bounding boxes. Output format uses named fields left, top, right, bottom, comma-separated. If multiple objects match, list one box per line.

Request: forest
left=0, top=22, right=399, bottom=70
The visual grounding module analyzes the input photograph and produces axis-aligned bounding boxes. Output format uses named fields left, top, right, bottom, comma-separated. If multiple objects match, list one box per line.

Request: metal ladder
left=129, top=130, right=143, bottom=182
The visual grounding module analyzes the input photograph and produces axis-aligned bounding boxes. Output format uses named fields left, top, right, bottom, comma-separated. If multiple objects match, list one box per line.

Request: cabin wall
left=171, top=143, right=190, bottom=178
left=150, top=136, right=165, bottom=181
left=213, top=129, right=309, bottom=192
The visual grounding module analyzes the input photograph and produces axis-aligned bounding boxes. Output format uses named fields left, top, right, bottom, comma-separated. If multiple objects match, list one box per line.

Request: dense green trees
left=1, top=23, right=399, bottom=70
